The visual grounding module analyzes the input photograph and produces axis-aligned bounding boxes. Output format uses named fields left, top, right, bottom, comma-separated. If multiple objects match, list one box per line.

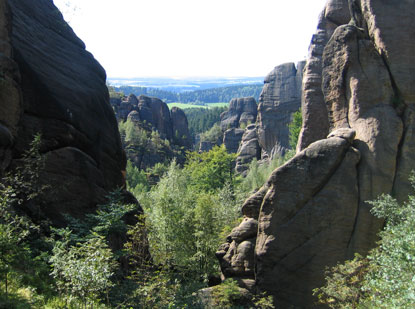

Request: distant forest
left=114, top=84, right=263, bottom=104
left=184, top=107, right=227, bottom=138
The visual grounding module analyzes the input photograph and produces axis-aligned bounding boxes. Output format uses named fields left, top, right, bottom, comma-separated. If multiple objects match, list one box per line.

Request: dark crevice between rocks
left=347, top=160, right=360, bottom=252
left=375, top=45, right=407, bottom=198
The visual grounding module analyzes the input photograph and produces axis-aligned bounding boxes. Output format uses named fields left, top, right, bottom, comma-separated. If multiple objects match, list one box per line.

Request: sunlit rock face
left=0, top=0, right=129, bottom=225
left=220, top=97, right=257, bottom=131
left=257, top=61, right=305, bottom=158
left=218, top=0, right=415, bottom=307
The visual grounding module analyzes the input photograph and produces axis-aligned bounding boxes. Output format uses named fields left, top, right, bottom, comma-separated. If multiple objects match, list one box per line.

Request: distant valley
left=107, top=76, right=265, bottom=92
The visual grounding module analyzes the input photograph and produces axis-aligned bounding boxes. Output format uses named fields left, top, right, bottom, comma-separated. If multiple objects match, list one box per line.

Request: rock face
left=297, top=0, right=351, bottom=151
left=218, top=0, right=415, bottom=307
left=257, top=61, right=305, bottom=157
left=235, top=125, right=261, bottom=175
left=223, top=128, right=244, bottom=154
left=136, top=95, right=173, bottom=140
left=170, top=106, right=191, bottom=148
left=220, top=97, right=257, bottom=131
left=0, top=0, right=127, bottom=226
left=112, top=94, right=191, bottom=149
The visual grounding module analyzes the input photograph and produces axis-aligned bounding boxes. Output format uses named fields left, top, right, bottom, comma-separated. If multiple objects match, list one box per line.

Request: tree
left=185, top=145, right=236, bottom=192
left=288, top=109, right=302, bottom=150
left=50, top=230, right=117, bottom=307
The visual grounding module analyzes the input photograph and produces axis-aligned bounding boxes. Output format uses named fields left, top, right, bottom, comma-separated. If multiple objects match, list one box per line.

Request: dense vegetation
left=314, top=175, right=415, bottom=308
left=114, top=84, right=263, bottom=104
left=184, top=106, right=227, bottom=140
left=7, top=113, right=410, bottom=308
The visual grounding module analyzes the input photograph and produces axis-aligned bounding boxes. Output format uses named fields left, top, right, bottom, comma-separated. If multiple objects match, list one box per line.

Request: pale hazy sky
left=54, top=0, right=327, bottom=78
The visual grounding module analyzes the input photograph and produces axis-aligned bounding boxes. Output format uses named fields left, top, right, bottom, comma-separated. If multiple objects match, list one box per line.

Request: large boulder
left=257, top=61, right=305, bottom=157
left=0, top=0, right=127, bottom=226
left=220, top=97, right=257, bottom=131
left=218, top=0, right=415, bottom=307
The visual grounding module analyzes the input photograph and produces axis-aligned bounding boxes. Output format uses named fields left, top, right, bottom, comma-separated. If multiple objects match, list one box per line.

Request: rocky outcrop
left=220, top=97, right=257, bottom=131
left=170, top=106, right=191, bottom=148
left=136, top=95, right=173, bottom=140
left=223, top=128, right=244, bottom=154
left=218, top=0, right=415, bottom=307
left=297, top=0, right=351, bottom=152
left=235, top=125, right=261, bottom=175
left=0, top=0, right=128, bottom=226
left=113, top=94, right=191, bottom=149
left=257, top=61, right=305, bottom=157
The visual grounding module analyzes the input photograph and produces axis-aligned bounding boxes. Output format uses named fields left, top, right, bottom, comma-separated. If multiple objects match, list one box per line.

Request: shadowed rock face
left=0, top=0, right=127, bottom=225
left=170, top=106, right=191, bottom=148
left=137, top=95, right=173, bottom=140
left=223, top=128, right=244, bottom=154
left=218, top=0, right=415, bottom=307
left=257, top=61, right=305, bottom=157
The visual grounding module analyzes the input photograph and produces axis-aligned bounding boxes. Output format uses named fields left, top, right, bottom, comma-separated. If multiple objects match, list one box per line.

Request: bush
left=314, top=173, right=415, bottom=308
left=288, top=108, right=302, bottom=150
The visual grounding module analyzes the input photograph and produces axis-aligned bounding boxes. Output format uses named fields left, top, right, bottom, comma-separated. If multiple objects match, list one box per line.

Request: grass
left=167, top=102, right=228, bottom=109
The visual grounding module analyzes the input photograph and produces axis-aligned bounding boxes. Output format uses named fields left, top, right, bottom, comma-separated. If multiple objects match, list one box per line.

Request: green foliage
left=211, top=278, right=244, bottom=308
left=252, top=292, right=275, bottom=309
left=315, top=173, right=415, bottom=308
left=288, top=108, right=302, bottom=150
left=239, top=155, right=286, bottom=193
left=50, top=230, right=117, bottom=307
left=139, top=147, right=241, bottom=280
left=313, top=254, right=369, bottom=308
left=126, top=160, right=150, bottom=196
left=184, top=106, right=227, bottom=139
left=200, top=122, right=223, bottom=144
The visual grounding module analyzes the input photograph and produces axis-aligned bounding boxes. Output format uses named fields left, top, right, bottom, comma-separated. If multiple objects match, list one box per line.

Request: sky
left=54, top=0, right=327, bottom=78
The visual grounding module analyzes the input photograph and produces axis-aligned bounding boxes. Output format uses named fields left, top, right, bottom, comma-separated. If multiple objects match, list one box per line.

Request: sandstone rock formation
left=136, top=95, right=173, bottom=140
left=235, top=125, right=261, bottom=175
left=220, top=97, right=257, bottom=131
left=223, top=128, right=244, bottom=154
left=218, top=0, right=415, bottom=307
left=170, top=106, right=191, bottom=148
left=257, top=61, right=305, bottom=157
left=0, top=0, right=128, bottom=226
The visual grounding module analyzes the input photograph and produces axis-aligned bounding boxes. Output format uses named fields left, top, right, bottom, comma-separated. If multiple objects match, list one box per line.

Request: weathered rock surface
left=223, top=128, right=244, bottom=154
left=218, top=0, right=415, bottom=307
left=0, top=0, right=128, bottom=226
left=220, top=97, right=257, bottom=131
left=257, top=61, right=305, bottom=157
left=235, top=124, right=261, bottom=175
left=298, top=0, right=350, bottom=151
